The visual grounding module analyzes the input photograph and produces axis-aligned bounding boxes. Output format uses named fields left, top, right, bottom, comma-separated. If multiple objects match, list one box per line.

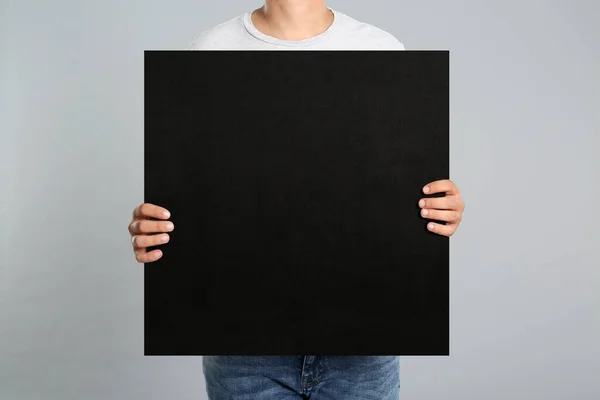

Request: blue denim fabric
left=203, top=355, right=400, bottom=399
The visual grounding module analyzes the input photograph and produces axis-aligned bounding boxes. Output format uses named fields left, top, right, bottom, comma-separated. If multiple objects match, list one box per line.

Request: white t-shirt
left=187, top=8, right=405, bottom=50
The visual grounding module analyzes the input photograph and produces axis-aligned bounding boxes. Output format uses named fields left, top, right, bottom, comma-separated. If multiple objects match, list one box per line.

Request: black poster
left=144, top=50, right=449, bottom=356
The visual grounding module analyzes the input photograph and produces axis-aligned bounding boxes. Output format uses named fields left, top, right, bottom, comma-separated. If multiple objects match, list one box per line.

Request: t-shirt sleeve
left=379, top=31, right=406, bottom=50
left=187, top=32, right=212, bottom=50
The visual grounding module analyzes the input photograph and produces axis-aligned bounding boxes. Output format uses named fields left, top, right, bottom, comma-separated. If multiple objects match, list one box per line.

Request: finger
left=131, top=233, right=170, bottom=249
left=418, top=196, right=460, bottom=211
left=133, top=203, right=171, bottom=220
left=134, top=247, right=163, bottom=263
left=426, top=222, right=456, bottom=237
left=423, top=180, right=458, bottom=196
left=420, top=208, right=461, bottom=223
left=129, top=220, right=174, bottom=235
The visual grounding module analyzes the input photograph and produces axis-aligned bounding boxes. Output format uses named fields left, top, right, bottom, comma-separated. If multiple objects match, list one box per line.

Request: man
left=129, top=1, right=465, bottom=398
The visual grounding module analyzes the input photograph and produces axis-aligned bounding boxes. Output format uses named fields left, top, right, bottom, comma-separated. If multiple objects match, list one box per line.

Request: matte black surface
left=144, top=50, right=449, bottom=356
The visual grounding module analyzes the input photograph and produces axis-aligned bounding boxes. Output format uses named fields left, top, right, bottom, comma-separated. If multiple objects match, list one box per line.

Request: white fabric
left=188, top=8, right=405, bottom=50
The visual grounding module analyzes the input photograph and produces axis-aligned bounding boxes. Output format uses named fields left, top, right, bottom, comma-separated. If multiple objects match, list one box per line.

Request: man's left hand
left=418, top=179, right=465, bottom=237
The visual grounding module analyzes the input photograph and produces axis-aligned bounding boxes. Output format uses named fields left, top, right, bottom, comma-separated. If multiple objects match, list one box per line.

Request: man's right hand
left=128, top=203, right=174, bottom=263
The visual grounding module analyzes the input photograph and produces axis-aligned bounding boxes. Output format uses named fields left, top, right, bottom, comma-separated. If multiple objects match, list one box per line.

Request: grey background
left=2, top=0, right=599, bottom=399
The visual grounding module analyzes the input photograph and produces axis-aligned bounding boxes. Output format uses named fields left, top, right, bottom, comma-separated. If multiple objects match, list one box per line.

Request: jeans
left=203, top=355, right=400, bottom=399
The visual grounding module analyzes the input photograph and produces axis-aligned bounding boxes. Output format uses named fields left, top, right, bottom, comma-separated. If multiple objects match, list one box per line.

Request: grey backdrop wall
left=2, top=0, right=599, bottom=399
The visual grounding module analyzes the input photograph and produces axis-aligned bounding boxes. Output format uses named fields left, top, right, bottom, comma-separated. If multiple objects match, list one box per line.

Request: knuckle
left=128, top=221, right=135, bottom=233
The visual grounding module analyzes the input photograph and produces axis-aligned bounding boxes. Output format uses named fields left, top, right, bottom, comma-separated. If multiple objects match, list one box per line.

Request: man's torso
left=187, top=8, right=405, bottom=50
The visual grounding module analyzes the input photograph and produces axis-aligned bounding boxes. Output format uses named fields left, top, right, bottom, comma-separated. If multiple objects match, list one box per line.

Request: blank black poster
left=144, top=50, right=449, bottom=356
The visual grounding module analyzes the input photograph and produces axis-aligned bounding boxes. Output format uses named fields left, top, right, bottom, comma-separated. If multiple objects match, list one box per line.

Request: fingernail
left=161, top=234, right=170, bottom=243
left=163, top=210, right=171, bottom=218
left=422, top=209, right=429, bottom=216
left=428, top=223, right=435, bottom=230
left=155, top=250, right=162, bottom=259
left=423, top=186, right=430, bottom=193
left=165, top=222, right=174, bottom=231
left=419, top=200, right=426, bottom=207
